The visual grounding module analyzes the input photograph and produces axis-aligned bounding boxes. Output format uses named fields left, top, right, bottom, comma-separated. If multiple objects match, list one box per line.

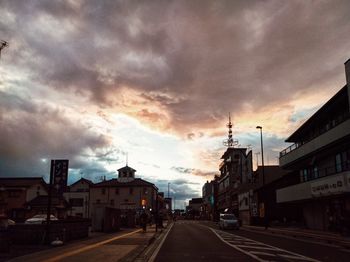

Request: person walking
left=140, top=211, right=148, bottom=232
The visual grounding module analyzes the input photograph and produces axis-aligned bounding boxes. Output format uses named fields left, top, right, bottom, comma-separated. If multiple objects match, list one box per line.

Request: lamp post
left=256, top=126, right=265, bottom=185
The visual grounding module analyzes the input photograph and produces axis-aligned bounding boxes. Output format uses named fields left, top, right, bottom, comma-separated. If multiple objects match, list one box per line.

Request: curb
left=119, top=233, right=157, bottom=262
left=120, top=222, right=171, bottom=262
left=133, top=223, right=173, bottom=262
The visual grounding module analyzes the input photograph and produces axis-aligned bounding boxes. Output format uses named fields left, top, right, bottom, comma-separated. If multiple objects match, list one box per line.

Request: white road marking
left=148, top=222, right=174, bottom=262
left=236, top=245, right=278, bottom=250
left=250, top=251, right=277, bottom=257
left=211, top=228, right=265, bottom=262
left=211, top=228, right=321, bottom=262
left=278, top=254, right=319, bottom=261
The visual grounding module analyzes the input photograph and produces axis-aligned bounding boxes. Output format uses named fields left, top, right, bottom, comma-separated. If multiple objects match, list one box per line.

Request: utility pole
left=0, top=40, right=9, bottom=59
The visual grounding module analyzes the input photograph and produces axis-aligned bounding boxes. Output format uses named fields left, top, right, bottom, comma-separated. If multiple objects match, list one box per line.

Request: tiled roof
left=0, top=177, right=47, bottom=188
left=69, top=178, right=94, bottom=187
left=117, top=165, right=136, bottom=172
left=93, top=178, right=155, bottom=187
left=25, top=195, right=69, bottom=208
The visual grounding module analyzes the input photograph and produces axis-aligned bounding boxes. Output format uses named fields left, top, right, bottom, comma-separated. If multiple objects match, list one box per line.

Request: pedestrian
left=140, top=211, right=148, bottom=232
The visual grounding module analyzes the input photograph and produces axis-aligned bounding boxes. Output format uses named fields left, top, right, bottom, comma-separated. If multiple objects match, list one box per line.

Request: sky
left=1, top=0, right=350, bottom=209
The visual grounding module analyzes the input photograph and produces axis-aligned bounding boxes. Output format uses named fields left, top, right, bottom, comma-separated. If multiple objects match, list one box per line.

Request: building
left=217, top=147, right=253, bottom=216
left=164, top=197, right=172, bottom=212
left=202, top=178, right=218, bottom=221
left=250, top=166, right=289, bottom=226
left=0, top=177, right=48, bottom=222
left=89, top=165, right=158, bottom=231
left=64, top=178, right=93, bottom=218
left=277, top=60, right=350, bottom=231
left=24, top=195, right=70, bottom=220
left=187, top=198, right=203, bottom=218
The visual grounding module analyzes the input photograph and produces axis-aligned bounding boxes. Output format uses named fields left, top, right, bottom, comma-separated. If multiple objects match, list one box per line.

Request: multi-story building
left=202, top=178, right=218, bottom=221
left=164, top=197, right=172, bottom=212
left=217, top=147, right=253, bottom=216
left=64, top=178, right=93, bottom=218
left=187, top=197, right=203, bottom=218
left=250, top=166, right=289, bottom=225
left=277, top=60, right=350, bottom=231
left=0, top=177, right=48, bottom=222
left=89, top=165, right=158, bottom=231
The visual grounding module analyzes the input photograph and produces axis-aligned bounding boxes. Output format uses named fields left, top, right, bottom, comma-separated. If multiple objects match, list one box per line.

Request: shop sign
left=311, top=174, right=350, bottom=196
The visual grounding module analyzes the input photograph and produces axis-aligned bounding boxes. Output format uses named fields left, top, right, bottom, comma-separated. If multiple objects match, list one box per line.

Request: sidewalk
left=242, top=225, right=350, bottom=249
left=6, top=222, right=169, bottom=262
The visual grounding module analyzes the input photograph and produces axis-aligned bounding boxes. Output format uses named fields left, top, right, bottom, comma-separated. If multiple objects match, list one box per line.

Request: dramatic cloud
left=1, top=0, right=349, bottom=199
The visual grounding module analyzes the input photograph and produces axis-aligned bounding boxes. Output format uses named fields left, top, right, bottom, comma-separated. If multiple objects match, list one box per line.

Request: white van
left=219, top=213, right=239, bottom=230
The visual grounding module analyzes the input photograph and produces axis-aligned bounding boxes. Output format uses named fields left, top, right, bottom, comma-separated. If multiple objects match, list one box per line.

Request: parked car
left=25, top=214, right=58, bottom=224
left=219, top=213, right=239, bottom=230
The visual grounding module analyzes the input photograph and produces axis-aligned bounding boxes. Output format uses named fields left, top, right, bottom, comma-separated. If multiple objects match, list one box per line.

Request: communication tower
left=223, top=113, right=238, bottom=148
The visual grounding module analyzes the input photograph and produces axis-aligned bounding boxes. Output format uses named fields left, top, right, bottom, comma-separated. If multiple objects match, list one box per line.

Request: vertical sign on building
left=52, top=160, right=69, bottom=195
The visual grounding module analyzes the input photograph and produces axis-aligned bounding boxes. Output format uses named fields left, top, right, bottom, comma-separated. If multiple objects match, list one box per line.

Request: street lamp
left=256, top=126, right=265, bottom=185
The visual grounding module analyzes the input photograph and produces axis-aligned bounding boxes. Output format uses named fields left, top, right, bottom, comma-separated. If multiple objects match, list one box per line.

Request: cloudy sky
left=1, top=0, right=349, bottom=208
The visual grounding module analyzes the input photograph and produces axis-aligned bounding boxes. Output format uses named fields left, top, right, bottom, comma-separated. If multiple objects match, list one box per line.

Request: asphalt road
left=154, top=221, right=350, bottom=262
left=202, top=220, right=350, bottom=262
left=154, top=221, right=254, bottom=262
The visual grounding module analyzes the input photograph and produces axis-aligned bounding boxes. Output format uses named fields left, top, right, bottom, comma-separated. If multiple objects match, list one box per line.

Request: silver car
left=219, top=213, right=239, bottom=230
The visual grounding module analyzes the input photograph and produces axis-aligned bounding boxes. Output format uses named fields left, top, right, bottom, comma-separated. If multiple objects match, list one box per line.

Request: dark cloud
left=2, top=0, right=349, bottom=136
left=1, top=0, right=350, bottom=185
left=0, top=91, right=110, bottom=179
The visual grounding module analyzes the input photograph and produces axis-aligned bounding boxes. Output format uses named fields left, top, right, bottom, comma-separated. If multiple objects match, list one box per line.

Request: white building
left=64, top=178, right=93, bottom=218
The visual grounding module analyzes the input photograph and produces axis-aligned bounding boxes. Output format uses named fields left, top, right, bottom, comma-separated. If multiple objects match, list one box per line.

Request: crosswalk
left=211, top=229, right=320, bottom=262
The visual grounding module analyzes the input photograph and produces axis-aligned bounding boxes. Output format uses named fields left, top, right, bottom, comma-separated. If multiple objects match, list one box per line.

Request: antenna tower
left=223, top=113, right=238, bottom=148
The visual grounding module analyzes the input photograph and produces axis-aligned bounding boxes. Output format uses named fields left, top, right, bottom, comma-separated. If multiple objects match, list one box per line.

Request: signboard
left=52, top=160, right=69, bottom=195
left=311, top=174, right=350, bottom=197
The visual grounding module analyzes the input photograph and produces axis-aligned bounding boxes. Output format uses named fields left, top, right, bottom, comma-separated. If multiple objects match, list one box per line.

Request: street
left=154, top=221, right=254, bottom=261
left=153, top=221, right=350, bottom=262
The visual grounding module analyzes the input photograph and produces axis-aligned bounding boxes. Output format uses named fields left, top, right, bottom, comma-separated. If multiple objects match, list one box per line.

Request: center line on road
left=44, top=229, right=142, bottom=262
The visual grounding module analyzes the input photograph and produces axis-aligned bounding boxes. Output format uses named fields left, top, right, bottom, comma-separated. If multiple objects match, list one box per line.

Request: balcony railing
left=279, top=112, right=350, bottom=158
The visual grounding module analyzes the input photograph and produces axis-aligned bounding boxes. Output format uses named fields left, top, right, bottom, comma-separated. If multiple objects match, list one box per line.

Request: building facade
left=89, top=165, right=158, bottom=231
left=64, top=178, right=93, bottom=218
left=217, top=147, right=253, bottom=217
left=0, top=177, right=48, bottom=222
left=277, top=60, right=350, bottom=232
left=202, top=179, right=218, bottom=220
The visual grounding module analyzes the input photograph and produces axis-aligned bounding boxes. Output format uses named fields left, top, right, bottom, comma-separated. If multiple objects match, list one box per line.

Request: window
left=143, top=187, right=148, bottom=194
left=300, top=169, right=308, bottom=182
left=96, top=199, right=101, bottom=204
left=129, top=188, right=133, bottom=195
left=8, top=191, right=20, bottom=198
left=313, top=167, right=319, bottom=179
left=69, top=198, right=84, bottom=207
left=336, top=153, right=342, bottom=173
left=110, top=199, right=114, bottom=206
left=115, top=188, right=119, bottom=195
left=102, top=188, right=106, bottom=195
